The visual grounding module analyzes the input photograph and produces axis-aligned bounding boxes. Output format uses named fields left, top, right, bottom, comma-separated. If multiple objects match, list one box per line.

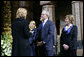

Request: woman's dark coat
left=11, top=18, right=31, bottom=56
left=60, top=25, right=78, bottom=56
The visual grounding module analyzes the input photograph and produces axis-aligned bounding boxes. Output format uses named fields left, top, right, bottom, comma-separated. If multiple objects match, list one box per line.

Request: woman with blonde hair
left=28, top=20, right=38, bottom=56
left=12, top=8, right=31, bottom=56
left=60, top=15, right=78, bottom=56
left=29, top=21, right=36, bottom=31
left=16, top=7, right=27, bottom=19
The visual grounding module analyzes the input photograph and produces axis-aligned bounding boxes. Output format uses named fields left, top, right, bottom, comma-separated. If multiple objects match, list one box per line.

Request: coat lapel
left=43, top=20, right=49, bottom=30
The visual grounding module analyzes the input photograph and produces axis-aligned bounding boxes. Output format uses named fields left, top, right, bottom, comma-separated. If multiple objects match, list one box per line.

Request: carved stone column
left=1, top=1, right=11, bottom=35
left=72, top=1, right=83, bottom=56
left=72, top=1, right=83, bottom=41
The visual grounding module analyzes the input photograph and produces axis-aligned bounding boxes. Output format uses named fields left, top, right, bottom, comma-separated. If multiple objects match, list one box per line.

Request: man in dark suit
left=37, top=10, right=54, bottom=56
left=11, top=8, right=31, bottom=56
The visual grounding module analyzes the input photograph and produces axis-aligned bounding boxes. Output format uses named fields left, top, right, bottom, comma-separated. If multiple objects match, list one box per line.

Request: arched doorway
left=11, top=1, right=42, bottom=27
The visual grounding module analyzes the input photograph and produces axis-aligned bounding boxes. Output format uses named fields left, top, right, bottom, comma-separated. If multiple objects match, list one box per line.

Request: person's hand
left=40, top=17, right=43, bottom=22
left=53, top=45, right=56, bottom=48
left=37, top=41, right=43, bottom=46
left=63, top=44, right=69, bottom=50
left=40, top=17, right=44, bottom=22
left=30, top=31, right=34, bottom=34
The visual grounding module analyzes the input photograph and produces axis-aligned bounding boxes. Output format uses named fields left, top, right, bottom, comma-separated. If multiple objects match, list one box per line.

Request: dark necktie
left=41, top=21, right=44, bottom=30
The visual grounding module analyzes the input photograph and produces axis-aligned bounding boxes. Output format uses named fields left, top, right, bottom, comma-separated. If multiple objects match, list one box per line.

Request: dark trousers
left=35, top=45, right=46, bottom=56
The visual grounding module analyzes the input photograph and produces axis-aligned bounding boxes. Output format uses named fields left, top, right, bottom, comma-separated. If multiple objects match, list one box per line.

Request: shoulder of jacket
left=73, top=25, right=77, bottom=28
left=48, top=20, right=54, bottom=24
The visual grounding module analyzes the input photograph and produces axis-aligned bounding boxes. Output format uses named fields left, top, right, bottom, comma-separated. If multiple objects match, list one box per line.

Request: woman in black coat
left=60, top=15, right=78, bottom=56
left=11, top=8, right=31, bottom=56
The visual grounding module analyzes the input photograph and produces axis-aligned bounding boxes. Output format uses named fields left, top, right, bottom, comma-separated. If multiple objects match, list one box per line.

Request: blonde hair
left=29, top=21, right=36, bottom=31
left=16, top=8, right=27, bottom=19
left=65, top=15, right=74, bottom=23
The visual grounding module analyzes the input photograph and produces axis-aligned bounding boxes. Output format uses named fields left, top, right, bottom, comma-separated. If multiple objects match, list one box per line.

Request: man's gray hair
left=42, top=10, right=49, bottom=17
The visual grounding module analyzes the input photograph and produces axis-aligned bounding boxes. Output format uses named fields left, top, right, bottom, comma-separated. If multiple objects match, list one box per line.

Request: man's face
left=41, top=11, right=47, bottom=21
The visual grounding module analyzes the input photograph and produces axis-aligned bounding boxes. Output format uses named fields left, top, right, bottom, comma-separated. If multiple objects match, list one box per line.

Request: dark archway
left=55, top=1, right=72, bottom=35
left=11, top=1, right=42, bottom=27
left=32, top=1, right=42, bottom=27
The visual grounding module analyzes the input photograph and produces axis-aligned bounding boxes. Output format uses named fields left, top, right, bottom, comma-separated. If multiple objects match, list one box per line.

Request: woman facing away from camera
left=11, top=8, right=31, bottom=56
left=60, top=15, right=78, bottom=56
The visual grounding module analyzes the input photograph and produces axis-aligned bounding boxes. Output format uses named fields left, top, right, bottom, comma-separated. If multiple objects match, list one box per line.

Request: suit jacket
left=53, top=24, right=57, bottom=46
left=60, top=25, right=78, bottom=50
left=38, top=19, right=54, bottom=51
left=11, top=18, right=31, bottom=56
left=29, top=28, right=38, bottom=46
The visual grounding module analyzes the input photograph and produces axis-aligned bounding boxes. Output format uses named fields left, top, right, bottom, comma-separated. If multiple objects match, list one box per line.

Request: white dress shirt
left=43, top=18, right=48, bottom=27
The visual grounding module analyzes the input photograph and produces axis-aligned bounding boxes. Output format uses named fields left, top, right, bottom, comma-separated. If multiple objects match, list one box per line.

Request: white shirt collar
left=43, top=18, right=48, bottom=27
left=69, top=23, right=73, bottom=27
left=65, top=23, right=73, bottom=30
left=44, top=18, right=48, bottom=23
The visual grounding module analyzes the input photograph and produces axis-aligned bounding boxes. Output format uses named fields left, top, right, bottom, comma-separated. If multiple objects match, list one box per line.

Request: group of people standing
left=11, top=8, right=78, bottom=56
